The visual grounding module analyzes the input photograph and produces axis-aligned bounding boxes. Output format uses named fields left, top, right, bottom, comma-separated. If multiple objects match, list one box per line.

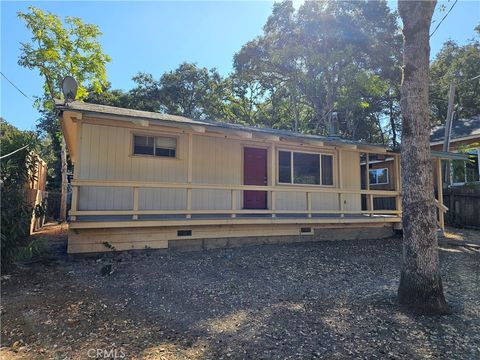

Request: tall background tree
left=18, top=6, right=110, bottom=220
left=429, top=25, right=480, bottom=125
left=87, top=1, right=403, bottom=146
left=397, top=0, right=448, bottom=314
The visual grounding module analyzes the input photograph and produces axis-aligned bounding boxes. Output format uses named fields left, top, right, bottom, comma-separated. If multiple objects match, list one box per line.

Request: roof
left=54, top=100, right=469, bottom=162
left=430, top=115, right=480, bottom=144
left=54, top=100, right=389, bottom=151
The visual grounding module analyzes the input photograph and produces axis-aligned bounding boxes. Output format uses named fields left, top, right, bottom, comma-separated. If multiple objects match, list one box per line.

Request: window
left=279, top=151, right=292, bottom=183
left=452, top=150, right=480, bottom=184
left=369, top=168, right=388, bottom=185
left=278, top=150, right=333, bottom=186
left=294, top=152, right=320, bottom=184
left=133, top=134, right=177, bottom=158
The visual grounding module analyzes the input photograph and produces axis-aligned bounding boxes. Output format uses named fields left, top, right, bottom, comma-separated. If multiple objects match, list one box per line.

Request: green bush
left=1, top=119, right=38, bottom=271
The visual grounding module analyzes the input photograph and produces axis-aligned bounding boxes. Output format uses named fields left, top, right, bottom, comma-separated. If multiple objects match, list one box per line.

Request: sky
left=1, top=0, right=479, bottom=131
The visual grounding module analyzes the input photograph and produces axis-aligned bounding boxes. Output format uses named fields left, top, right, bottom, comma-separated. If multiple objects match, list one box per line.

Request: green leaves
left=0, top=119, right=39, bottom=271
left=17, top=6, right=110, bottom=101
left=233, top=0, right=402, bottom=143
left=430, top=35, right=480, bottom=124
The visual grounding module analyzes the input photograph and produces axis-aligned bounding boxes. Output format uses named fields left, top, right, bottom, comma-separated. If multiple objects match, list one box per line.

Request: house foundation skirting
left=67, top=223, right=396, bottom=253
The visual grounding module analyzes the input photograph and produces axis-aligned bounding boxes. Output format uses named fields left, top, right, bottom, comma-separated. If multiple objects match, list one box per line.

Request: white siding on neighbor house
left=77, top=121, right=362, bottom=212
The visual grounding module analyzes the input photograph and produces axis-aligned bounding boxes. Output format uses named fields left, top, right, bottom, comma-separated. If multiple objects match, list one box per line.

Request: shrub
left=1, top=119, right=37, bottom=271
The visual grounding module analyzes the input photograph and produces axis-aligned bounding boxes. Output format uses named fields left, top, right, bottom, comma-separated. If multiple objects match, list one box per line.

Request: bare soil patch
left=1, top=224, right=479, bottom=359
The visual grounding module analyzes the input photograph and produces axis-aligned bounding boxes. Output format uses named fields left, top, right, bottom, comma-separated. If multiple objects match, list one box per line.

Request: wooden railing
left=435, top=198, right=448, bottom=231
left=69, top=179, right=402, bottom=221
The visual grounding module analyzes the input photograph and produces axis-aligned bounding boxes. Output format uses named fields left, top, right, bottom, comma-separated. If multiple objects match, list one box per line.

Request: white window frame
left=132, top=133, right=178, bottom=159
left=277, top=149, right=334, bottom=187
left=451, top=148, right=480, bottom=186
left=369, top=168, right=389, bottom=185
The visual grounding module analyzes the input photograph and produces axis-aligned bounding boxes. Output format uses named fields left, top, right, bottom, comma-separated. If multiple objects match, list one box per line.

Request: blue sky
left=1, top=1, right=479, bottom=131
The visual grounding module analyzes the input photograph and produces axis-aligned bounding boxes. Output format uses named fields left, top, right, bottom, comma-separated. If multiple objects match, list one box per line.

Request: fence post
left=436, top=157, right=445, bottom=231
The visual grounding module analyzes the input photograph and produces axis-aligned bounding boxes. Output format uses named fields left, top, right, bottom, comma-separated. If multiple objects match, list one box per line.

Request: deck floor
left=74, top=213, right=398, bottom=222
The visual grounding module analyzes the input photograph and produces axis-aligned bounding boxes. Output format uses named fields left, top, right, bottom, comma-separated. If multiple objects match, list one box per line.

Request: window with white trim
left=451, top=149, right=480, bottom=184
left=369, top=168, right=388, bottom=185
left=133, top=134, right=177, bottom=158
left=278, top=150, right=333, bottom=186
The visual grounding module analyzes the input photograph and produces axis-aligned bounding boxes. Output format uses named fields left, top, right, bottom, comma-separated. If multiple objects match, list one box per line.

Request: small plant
left=102, top=242, right=116, bottom=251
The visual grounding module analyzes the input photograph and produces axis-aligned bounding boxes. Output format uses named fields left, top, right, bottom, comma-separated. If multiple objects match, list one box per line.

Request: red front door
left=243, top=147, right=267, bottom=209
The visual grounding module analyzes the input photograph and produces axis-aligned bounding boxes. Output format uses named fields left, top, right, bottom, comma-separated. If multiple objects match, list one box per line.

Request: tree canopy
left=430, top=25, right=480, bottom=124
left=18, top=6, right=111, bottom=192
left=82, top=1, right=478, bottom=148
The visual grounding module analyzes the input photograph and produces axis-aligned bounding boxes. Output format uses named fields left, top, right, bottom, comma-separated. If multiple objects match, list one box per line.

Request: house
left=56, top=100, right=462, bottom=253
left=430, top=115, right=480, bottom=185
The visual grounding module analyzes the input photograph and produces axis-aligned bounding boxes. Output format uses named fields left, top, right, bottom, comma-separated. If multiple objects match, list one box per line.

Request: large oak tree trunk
left=397, top=0, right=449, bottom=314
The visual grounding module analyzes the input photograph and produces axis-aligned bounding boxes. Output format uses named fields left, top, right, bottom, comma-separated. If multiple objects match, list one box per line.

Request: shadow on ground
left=1, top=224, right=479, bottom=359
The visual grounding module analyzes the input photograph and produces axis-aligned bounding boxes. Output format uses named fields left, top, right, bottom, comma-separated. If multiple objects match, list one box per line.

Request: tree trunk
left=397, top=0, right=448, bottom=314
left=59, top=136, right=68, bottom=222
left=388, top=94, right=398, bottom=147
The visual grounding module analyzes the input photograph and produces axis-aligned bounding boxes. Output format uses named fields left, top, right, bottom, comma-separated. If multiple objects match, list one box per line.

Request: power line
left=430, top=0, right=458, bottom=38
left=0, top=145, right=29, bottom=160
left=0, top=71, right=34, bottom=102
left=457, top=74, right=480, bottom=86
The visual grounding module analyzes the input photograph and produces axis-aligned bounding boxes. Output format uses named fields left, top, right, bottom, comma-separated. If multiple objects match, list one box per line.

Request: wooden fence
left=25, top=156, right=47, bottom=234
left=443, top=184, right=480, bottom=229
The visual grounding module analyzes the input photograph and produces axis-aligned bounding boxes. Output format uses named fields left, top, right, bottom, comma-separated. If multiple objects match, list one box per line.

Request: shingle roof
left=55, top=100, right=389, bottom=150
left=430, top=115, right=480, bottom=143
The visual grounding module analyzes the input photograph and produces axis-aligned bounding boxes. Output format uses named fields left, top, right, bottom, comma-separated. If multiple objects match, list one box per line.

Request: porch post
left=366, top=152, right=373, bottom=216
left=395, top=154, right=402, bottom=215
left=132, top=187, right=139, bottom=220
left=337, top=148, right=344, bottom=217
left=70, top=121, right=82, bottom=222
left=186, top=133, right=193, bottom=219
left=270, top=143, right=276, bottom=218
left=436, top=157, right=445, bottom=231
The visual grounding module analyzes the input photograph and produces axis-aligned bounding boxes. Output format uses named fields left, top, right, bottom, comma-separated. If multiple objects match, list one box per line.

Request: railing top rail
left=71, top=179, right=400, bottom=196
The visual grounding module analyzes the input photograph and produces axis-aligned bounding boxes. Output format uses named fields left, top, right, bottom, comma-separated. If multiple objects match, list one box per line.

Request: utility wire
left=0, top=71, right=34, bottom=102
left=430, top=0, right=458, bottom=38
left=0, top=145, right=29, bottom=160
left=457, top=74, right=480, bottom=86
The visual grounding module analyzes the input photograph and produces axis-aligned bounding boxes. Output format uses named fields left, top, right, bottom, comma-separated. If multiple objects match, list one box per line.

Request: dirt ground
left=1, top=224, right=479, bottom=360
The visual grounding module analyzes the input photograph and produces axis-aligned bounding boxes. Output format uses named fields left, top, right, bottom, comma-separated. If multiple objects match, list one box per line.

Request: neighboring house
left=56, top=101, right=462, bottom=253
left=430, top=115, right=480, bottom=185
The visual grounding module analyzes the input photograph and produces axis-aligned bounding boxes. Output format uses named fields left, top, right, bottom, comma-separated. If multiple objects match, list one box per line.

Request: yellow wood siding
left=78, top=122, right=187, bottom=211
left=77, top=121, right=362, bottom=212
left=191, top=135, right=242, bottom=210
left=340, top=150, right=362, bottom=211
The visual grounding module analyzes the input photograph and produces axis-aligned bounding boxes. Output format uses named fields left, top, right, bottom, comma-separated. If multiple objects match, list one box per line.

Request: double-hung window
left=278, top=150, right=334, bottom=186
left=133, top=134, right=177, bottom=158
left=369, top=168, right=388, bottom=185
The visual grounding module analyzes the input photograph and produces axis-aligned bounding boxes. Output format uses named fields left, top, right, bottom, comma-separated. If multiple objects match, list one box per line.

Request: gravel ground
left=1, top=224, right=479, bottom=359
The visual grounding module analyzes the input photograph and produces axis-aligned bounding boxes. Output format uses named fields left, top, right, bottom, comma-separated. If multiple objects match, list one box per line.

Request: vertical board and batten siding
left=191, top=135, right=242, bottom=210
left=340, top=150, right=362, bottom=211
left=77, top=121, right=362, bottom=212
left=78, top=122, right=187, bottom=211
